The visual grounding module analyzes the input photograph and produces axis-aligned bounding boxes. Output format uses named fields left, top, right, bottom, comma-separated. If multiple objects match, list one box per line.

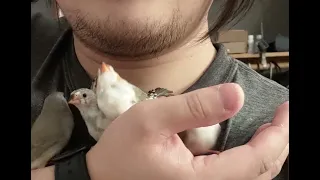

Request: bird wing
left=131, top=85, right=175, bottom=101
left=132, top=85, right=148, bottom=102
left=90, top=77, right=98, bottom=92
left=31, top=92, right=74, bottom=168
left=31, top=117, right=73, bottom=162
left=148, top=87, right=174, bottom=98
left=31, top=135, right=62, bottom=161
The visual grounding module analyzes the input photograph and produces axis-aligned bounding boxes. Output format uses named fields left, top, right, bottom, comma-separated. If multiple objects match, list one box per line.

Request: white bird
left=179, top=125, right=221, bottom=155
left=95, top=62, right=173, bottom=121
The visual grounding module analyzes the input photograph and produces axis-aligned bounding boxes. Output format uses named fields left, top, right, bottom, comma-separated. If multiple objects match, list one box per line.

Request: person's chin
left=75, top=30, right=180, bottom=60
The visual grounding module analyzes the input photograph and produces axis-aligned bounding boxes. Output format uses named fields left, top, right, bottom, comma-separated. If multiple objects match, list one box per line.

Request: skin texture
left=31, top=84, right=289, bottom=180
left=57, top=0, right=212, bottom=58
left=62, top=1, right=217, bottom=94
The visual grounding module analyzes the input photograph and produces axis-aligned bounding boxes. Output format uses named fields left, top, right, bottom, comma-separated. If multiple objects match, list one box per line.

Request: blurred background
left=209, top=0, right=288, bottom=43
left=210, top=0, right=289, bottom=88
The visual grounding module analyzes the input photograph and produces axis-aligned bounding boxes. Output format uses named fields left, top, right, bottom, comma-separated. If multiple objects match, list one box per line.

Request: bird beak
left=68, top=94, right=81, bottom=105
left=99, top=62, right=122, bottom=81
left=101, top=62, right=112, bottom=73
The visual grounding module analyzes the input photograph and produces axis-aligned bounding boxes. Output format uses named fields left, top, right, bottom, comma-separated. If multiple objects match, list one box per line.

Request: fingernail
left=218, top=83, right=244, bottom=112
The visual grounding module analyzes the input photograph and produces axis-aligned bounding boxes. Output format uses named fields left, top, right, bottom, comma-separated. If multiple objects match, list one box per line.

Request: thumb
left=120, top=83, right=244, bottom=140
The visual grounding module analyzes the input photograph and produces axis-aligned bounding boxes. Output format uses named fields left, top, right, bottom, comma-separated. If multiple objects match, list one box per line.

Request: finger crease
left=186, top=93, right=207, bottom=122
left=260, top=156, right=275, bottom=175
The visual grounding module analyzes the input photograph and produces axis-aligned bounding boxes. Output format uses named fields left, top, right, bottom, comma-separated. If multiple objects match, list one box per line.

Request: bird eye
left=83, top=93, right=87, bottom=98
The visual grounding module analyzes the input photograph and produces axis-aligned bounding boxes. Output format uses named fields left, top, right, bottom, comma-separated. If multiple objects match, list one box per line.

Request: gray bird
left=31, top=92, right=74, bottom=170
left=68, top=88, right=110, bottom=141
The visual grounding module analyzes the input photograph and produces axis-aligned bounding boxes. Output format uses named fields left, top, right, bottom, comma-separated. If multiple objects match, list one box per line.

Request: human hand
left=85, top=83, right=289, bottom=180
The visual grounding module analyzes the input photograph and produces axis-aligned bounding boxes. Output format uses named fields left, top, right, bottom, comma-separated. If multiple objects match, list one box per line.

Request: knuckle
left=260, top=156, right=275, bottom=175
left=271, top=155, right=288, bottom=178
left=128, top=101, right=155, bottom=135
left=185, top=93, right=208, bottom=122
left=275, top=126, right=289, bottom=140
left=138, top=121, right=154, bottom=137
left=271, top=159, right=283, bottom=178
left=130, top=101, right=151, bottom=115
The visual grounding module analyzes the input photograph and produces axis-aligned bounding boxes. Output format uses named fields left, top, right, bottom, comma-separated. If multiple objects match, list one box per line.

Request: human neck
left=74, top=22, right=216, bottom=94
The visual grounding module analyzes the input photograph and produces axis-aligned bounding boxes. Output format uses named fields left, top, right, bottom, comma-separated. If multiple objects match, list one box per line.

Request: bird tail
left=31, top=144, right=64, bottom=170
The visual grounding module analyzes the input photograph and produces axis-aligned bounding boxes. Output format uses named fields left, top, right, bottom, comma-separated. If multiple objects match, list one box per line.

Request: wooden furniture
left=231, top=52, right=288, bottom=61
left=230, top=52, right=289, bottom=70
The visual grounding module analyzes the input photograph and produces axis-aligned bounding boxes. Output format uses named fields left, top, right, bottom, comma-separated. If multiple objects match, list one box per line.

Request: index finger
left=248, top=101, right=289, bottom=170
left=193, top=102, right=289, bottom=179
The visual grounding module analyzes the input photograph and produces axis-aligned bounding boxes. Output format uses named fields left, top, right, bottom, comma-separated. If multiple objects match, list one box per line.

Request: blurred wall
left=209, top=0, right=289, bottom=42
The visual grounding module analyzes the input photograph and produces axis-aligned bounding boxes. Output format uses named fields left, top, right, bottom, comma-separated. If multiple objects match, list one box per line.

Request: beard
left=66, top=9, right=191, bottom=59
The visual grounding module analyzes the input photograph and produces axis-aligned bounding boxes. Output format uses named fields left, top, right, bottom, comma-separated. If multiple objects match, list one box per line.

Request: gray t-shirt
left=31, top=6, right=288, bottom=179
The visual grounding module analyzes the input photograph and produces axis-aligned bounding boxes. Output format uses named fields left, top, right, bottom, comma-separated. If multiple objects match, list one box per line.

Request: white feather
left=184, top=124, right=221, bottom=155
left=96, top=69, right=137, bottom=120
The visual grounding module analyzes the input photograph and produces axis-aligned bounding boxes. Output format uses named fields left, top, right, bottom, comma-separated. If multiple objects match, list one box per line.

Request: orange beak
left=68, top=94, right=81, bottom=105
left=99, top=62, right=123, bottom=81
left=101, top=62, right=112, bottom=73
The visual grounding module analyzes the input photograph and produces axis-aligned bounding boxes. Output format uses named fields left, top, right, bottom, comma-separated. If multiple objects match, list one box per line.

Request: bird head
left=97, top=62, right=122, bottom=85
left=96, top=62, right=129, bottom=95
left=96, top=62, right=138, bottom=118
left=68, top=88, right=96, bottom=108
